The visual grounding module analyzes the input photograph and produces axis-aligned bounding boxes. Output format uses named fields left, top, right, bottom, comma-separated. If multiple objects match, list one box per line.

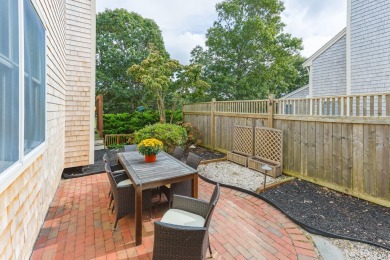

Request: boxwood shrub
left=133, top=123, right=187, bottom=152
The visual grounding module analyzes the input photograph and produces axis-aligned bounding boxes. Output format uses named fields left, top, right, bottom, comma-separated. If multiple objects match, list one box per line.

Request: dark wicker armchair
left=103, top=153, right=126, bottom=174
left=153, top=183, right=220, bottom=260
left=172, top=146, right=184, bottom=160
left=161, top=152, right=202, bottom=207
left=104, top=163, right=152, bottom=229
left=103, top=153, right=128, bottom=209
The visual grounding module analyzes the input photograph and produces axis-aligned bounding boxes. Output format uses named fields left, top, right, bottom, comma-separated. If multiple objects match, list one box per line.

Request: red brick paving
left=31, top=173, right=318, bottom=259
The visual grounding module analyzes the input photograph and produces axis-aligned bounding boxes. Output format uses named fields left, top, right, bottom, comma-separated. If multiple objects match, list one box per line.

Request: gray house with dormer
left=285, top=0, right=390, bottom=99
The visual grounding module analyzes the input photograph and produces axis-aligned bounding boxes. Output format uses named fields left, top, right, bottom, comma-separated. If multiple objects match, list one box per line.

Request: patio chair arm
left=172, top=195, right=210, bottom=218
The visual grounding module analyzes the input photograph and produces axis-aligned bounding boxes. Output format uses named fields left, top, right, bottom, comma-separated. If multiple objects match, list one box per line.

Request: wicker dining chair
left=104, top=163, right=152, bottom=229
left=124, top=144, right=137, bottom=152
left=172, top=146, right=184, bottom=160
left=103, top=153, right=126, bottom=174
left=153, top=183, right=220, bottom=260
left=161, top=152, right=202, bottom=207
left=103, top=153, right=128, bottom=210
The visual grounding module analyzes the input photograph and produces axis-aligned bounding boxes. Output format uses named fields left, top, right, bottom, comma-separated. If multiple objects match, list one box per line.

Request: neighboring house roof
left=303, top=28, right=347, bottom=67
left=281, top=85, right=309, bottom=99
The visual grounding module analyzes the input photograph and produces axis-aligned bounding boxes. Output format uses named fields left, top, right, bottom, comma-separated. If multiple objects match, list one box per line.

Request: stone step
left=94, top=144, right=105, bottom=151
left=94, top=140, right=104, bottom=145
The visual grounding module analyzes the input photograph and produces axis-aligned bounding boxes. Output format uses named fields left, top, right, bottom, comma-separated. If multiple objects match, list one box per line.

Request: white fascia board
left=303, top=28, right=347, bottom=67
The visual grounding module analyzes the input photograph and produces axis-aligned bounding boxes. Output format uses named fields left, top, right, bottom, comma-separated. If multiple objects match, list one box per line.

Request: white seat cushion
left=161, top=209, right=205, bottom=227
left=117, top=179, right=131, bottom=187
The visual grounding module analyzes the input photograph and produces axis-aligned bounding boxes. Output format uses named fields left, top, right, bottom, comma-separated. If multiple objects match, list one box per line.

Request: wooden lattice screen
left=232, top=125, right=254, bottom=156
left=227, top=125, right=254, bottom=166
left=253, top=127, right=282, bottom=164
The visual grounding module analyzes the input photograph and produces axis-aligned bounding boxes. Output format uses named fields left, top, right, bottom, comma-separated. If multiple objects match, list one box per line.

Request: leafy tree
left=129, top=45, right=209, bottom=123
left=168, top=63, right=210, bottom=122
left=96, top=9, right=168, bottom=113
left=191, top=0, right=308, bottom=100
left=128, top=44, right=181, bottom=123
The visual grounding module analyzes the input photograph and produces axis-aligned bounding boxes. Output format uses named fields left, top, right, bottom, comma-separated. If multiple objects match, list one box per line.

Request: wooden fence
left=183, top=93, right=390, bottom=207
left=104, top=134, right=132, bottom=148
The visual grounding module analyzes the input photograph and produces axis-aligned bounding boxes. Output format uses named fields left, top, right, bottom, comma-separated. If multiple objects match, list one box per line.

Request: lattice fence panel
left=254, top=127, right=282, bottom=164
left=232, top=126, right=253, bottom=156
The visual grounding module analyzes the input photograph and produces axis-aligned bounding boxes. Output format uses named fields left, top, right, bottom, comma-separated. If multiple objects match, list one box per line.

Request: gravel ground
left=198, top=161, right=286, bottom=192
left=199, top=162, right=390, bottom=259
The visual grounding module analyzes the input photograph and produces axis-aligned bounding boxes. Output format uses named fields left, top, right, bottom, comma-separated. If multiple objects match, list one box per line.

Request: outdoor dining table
left=117, top=151, right=198, bottom=246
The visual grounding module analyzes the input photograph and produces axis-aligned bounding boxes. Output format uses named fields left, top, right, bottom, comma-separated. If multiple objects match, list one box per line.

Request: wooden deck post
left=210, top=98, right=216, bottom=151
left=268, top=94, right=275, bottom=128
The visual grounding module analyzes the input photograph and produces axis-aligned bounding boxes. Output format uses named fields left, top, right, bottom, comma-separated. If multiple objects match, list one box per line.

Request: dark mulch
left=262, top=179, right=390, bottom=249
left=184, top=146, right=225, bottom=161
left=62, top=148, right=124, bottom=176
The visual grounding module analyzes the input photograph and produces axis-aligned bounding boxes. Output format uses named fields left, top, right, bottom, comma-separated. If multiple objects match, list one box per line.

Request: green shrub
left=103, top=110, right=183, bottom=135
left=177, top=122, right=202, bottom=148
left=107, top=143, right=125, bottom=149
left=103, top=113, right=132, bottom=134
left=133, top=123, right=187, bottom=152
left=166, top=110, right=183, bottom=123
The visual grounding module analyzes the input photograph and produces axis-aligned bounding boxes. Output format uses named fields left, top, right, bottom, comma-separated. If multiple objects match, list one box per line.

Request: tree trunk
left=157, top=96, right=166, bottom=123
left=170, top=101, right=178, bottom=124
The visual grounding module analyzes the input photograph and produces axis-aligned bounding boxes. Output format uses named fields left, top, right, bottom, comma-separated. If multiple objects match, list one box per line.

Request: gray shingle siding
left=312, top=36, right=347, bottom=97
left=350, top=0, right=390, bottom=94
left=283, top=86, right=309, bottom=99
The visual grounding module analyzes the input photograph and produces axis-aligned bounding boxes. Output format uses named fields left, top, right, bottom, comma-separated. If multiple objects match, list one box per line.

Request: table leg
left=135, top=186, right=143, bottom=246
left=192, top=174, right=198, bottom=198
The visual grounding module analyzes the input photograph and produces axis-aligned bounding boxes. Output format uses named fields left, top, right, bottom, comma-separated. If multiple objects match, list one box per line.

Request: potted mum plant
left=137, top=138, right=163, bottom=163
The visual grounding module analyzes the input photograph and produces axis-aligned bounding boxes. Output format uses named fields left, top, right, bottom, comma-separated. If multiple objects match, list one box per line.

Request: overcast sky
left=96, top=0, right=347, bottom=64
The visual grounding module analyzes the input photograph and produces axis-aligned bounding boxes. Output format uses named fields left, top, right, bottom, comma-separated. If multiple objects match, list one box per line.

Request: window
left=0, top=0, right=45, bottom=173
left=24, top=0, right=45, bottom=154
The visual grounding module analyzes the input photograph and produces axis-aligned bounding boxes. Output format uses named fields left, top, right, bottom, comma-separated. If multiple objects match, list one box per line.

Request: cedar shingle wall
left=65, top=0, right=95, bottom=167
left=0, top=0, right=94, bottom=258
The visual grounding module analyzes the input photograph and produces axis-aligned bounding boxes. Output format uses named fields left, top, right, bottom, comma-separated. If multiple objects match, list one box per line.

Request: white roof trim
left=303, top=28, right=347, bottom=67
left=282, top=85, right=309, bottom=99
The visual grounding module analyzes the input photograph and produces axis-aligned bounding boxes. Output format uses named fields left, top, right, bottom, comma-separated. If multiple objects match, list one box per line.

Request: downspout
left=346, top=0, right=352, bottom=96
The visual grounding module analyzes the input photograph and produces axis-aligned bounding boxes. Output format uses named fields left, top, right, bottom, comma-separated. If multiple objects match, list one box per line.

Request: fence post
left=268, top=94, right=275, bottom=128
left=210, top=98, right=216, bottom=151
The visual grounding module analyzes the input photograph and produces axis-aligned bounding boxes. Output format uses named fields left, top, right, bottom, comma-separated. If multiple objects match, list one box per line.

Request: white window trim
left=0, top=0, right=47, bottom=191
left=0, top=143, right=46, bottom=194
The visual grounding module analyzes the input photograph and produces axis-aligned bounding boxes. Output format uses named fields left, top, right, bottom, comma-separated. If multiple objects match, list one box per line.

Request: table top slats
left=117, top=152, right=197, bottom=186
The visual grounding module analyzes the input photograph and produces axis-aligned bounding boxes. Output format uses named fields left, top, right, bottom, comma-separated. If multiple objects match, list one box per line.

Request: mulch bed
left=62, top=147, right=390, bottom=250
left=262, top=179, right=390, bottom=249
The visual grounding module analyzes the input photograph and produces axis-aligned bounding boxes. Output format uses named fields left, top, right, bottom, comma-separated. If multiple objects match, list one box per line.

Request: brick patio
left=31, top=173, right=318, bottom=259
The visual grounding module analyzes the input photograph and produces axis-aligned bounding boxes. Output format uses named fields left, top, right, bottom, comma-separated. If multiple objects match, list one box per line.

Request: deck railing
left=274, top=93, right=390, bottom=117
left=183, top=93, right=390, bottom=117
left=104, top=134, right=132, bottom=148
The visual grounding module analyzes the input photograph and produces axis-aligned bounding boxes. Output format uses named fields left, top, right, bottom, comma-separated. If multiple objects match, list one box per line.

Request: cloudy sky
left=96, top=0, right=347, bottom=64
